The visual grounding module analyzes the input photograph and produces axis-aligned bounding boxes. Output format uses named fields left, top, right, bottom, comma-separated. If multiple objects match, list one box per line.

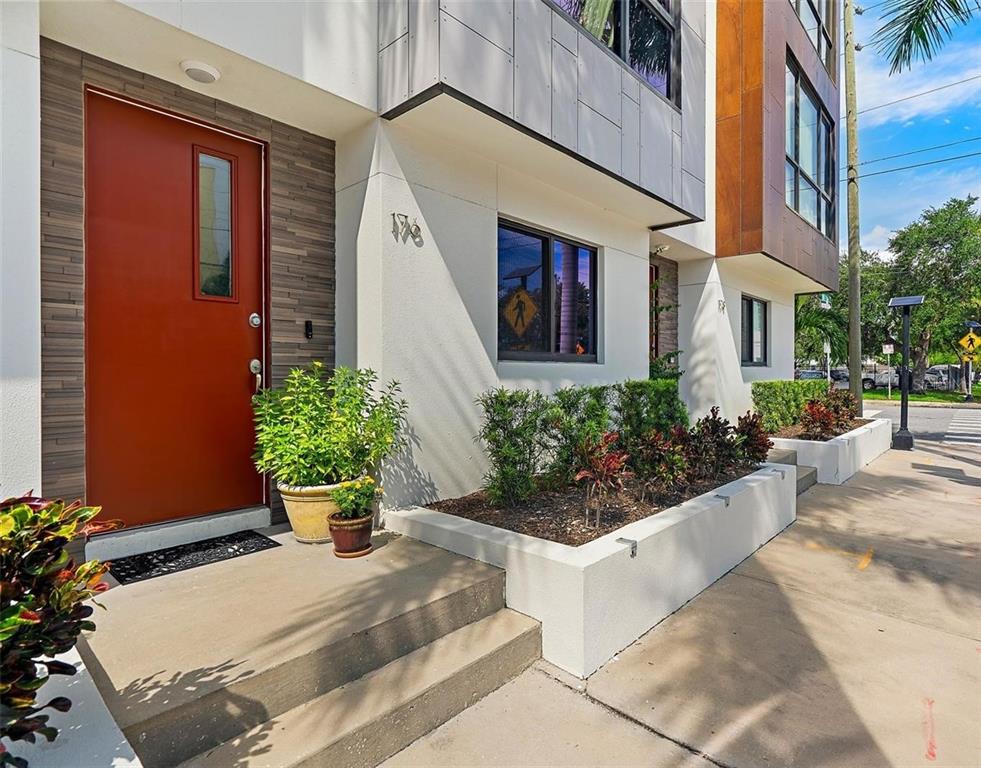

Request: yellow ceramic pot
left=277, top=481, right=349, bottom=544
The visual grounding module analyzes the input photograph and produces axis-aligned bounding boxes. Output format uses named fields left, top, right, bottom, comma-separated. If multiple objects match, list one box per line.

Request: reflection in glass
left=799, top=91, right=819, bottom=180
left=553, top=0, right=619, bottom=51
left=553, top=241, right=595, bottom=355
left=799, top=179, right=818, bottom=227
left=629, top=0, right=672, bottom=97
left=498, top=225, right=547, bottom=354
left=198, top=153, right=232, bottom=297
left=785, top=161, right=797, bottom=207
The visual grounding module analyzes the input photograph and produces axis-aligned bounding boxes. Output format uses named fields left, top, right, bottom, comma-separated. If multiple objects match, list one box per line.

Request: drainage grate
left=107, top=530, right=281, bottom=585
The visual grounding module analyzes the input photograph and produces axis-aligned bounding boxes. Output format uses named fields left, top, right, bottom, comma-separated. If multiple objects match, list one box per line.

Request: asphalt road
left=865, top=400, right=981, bottom=445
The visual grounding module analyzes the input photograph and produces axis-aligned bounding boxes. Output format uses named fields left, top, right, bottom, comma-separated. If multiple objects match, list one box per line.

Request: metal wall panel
left=578, top=102, right=621, bottom=174
left=439, top=0, right=514, bottom=54
left=621, top=92, right=640, bottom=184
left=639, top=87, right=673, bottom=199
left=577, top=32, right=621, bottom=126
left=682, top=170, right=706, bottom=218
left=622, top=68, right=641, bottom=104
left=681, top=21, right=706, bottom=181
left=379, top=34, right=409, bottom=114
left=379, top=0, right=409, bottom=51
left=440, top=12, right=514, bottom=118
left=409, top=0, right=439, bottom=95
left=550, top=38, right=578, bottom=150
left=551, top=9, right=578, bottom=54
left=514, top=0, right=552, bottom=136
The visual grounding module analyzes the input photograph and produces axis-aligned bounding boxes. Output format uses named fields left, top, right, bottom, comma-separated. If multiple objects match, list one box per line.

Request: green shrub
left=330, top=477, right=381, bottom=519
left=0, top=495, right=117, bottom=766
left=822, top=388, right=859, bottom=431
left=253, top=362, right=408, bottom=487
left=751, top=380, right=828, bottom=432
left=475, top=388, right=551, bottom=505
left=611, top=379, right=688, bottom=461
left=543, top=385, right=610, bottom=482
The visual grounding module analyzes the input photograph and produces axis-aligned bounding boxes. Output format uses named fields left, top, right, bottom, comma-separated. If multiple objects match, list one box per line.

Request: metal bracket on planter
left=770, top=468, right=786, bottom=479
left=714, top=494, right=731, bottom=507
left=615, top=537, right=638, bottom=558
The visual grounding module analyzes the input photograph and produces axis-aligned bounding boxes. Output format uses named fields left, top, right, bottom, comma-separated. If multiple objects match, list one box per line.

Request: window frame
left=192, top=144, right=239, bottom=303
left=785, top=57, right=836, bottom=242
left=788, top=0, right=836, bottom=74
left=497, top=219, right=599, bottom=364
left=546, top=0, right=682, bottom=108
left=740, top=295, right=769, bottom=367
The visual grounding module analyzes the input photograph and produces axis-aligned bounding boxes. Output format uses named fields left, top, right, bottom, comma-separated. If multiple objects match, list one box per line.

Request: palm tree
left=872, top=0, right=978, bottom=74
left=795, top=296, right=849, bottom=368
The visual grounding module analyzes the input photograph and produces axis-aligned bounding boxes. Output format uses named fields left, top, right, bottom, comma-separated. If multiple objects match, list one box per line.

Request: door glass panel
left=198, top=153, right=233, bottom=298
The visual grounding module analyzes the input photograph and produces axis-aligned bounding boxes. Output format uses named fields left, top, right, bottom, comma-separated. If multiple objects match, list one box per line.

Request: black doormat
left=108, top=530, right=281, bottom=585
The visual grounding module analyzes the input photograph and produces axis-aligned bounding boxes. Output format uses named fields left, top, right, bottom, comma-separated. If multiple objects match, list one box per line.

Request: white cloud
left=862, top=224, right=893, bottom=253
left=844, top=18, right=981, bottom=128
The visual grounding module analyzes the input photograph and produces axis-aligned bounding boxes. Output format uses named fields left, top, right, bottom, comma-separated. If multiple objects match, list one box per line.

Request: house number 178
left=391, top=213, right=423, bottom=245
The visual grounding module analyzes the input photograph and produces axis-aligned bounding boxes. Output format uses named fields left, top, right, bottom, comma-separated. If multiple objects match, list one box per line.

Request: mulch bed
left=430, top=471, right=753, bottom=547
left=771, top=418, right=872, bottom=441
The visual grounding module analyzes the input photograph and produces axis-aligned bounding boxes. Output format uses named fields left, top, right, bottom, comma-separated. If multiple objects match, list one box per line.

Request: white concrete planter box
left=383, top=464, right=796, bottom=678
left=770, top=417, right=892, bottom=485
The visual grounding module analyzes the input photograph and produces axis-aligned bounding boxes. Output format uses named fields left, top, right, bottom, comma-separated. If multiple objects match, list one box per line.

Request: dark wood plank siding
left=39, top=38, right=335, bottom=507
left=716, top=0, right=840, bottom=291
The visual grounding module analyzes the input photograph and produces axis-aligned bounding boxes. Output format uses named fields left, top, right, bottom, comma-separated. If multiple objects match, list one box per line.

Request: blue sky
left=838, top=7, right=981, bottom=255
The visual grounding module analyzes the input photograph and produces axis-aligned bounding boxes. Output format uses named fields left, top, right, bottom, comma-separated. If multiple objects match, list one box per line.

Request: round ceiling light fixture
left=180, top=60, right=220, bottom=84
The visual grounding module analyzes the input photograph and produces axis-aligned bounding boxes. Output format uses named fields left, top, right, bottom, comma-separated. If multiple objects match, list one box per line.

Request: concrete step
left=767, top=447, right=798, bottom=466
left=797, top=465, right=818, bottom=495
left=180, top=609, right=541, bottom=768
left=78, top=533, right=507, bottom=767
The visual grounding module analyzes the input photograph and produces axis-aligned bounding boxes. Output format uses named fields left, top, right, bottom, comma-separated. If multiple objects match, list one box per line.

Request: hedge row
left=750, top=379, right=829, bottom=432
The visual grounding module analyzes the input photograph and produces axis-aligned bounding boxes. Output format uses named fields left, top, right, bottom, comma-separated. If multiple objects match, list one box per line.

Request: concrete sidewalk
left=385, top=440, right=981, bottom=768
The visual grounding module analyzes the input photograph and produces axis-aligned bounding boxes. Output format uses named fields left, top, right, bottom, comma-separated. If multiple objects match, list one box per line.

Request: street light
left=888, top=295, right=924, bottom=450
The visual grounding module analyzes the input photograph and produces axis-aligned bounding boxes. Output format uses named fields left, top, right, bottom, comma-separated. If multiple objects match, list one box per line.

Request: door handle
left=249, top=358, right=262, bottom=393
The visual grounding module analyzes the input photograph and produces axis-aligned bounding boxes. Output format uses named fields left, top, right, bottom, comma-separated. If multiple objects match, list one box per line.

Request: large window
left=498, top=221, right=598, bottom=361
left=788, top=0, right=835, bottom=72
left=741, top=296, right=768, bottom=366
left=552, top=0, right=679, bottom=102
left=785, top=59, right=835, bottom=240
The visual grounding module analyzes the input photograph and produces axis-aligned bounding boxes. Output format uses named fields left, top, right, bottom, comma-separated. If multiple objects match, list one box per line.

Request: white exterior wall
left=0, top=0, right=42, bottom=497
left=337, top=120, right=650, bottom=505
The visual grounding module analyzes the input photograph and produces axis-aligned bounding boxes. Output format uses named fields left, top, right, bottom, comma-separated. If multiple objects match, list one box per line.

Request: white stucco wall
left=0, top=0, right=42, bottom=497
left=338, top=120, right=651, bottom=505
left=678, top=257, right=797, bottom=420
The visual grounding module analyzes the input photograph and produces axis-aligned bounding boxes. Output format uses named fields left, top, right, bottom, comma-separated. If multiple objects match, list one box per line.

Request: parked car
left=830, top=369, right=876, bottom=391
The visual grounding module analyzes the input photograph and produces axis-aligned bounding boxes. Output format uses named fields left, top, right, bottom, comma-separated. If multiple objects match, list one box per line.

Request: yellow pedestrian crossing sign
left=959, top=330, right=980, bottom=353
left=504, top=288, right=538, bottom=337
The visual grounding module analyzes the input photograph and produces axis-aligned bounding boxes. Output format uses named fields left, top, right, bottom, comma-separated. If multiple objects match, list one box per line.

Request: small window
left=498, top=221, right=597, bottom=361
left=741, top=296, right=768, bottom=366
left=195, top=148, right=235, bottom=300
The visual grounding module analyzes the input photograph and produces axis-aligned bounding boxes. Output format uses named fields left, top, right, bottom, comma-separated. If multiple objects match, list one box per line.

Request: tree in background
left=884, top=197, right=981, bottom=388
left=795, top=295, right=848, bottom=368
left=872, top=0, right=978, bottom=74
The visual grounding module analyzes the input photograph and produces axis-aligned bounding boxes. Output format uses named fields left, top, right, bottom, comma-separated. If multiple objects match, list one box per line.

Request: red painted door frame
left=83, top=87, right=272, bottom=527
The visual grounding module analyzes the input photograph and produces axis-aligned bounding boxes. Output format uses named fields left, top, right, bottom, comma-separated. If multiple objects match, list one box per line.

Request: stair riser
left=127, top=571, right=505, bottom=767
left=300, top=625, right=542, bottom=768
left=796, top=470, right=818, bottom=495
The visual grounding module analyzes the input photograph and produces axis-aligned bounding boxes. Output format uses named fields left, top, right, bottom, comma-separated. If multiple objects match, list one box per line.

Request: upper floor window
left=552, top=0, right=679, bottom=103
left=785, top=59, right=835, bottom=240
left=788, top=0, right=835, bottom=71
left=498, top=221, right=598, bottom=362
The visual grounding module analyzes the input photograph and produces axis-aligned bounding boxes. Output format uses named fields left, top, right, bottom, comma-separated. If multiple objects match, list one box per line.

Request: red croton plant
left=575, top=432, right=633, bottom=528
left=0, top=494, right=119, bottom=767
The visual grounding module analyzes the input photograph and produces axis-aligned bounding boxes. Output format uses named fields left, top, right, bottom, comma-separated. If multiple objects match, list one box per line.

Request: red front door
left=85, top=90, right=265, bottom=527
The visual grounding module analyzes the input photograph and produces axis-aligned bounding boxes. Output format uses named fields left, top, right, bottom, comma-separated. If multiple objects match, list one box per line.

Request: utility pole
left=844, top=0, right=863, bottom=414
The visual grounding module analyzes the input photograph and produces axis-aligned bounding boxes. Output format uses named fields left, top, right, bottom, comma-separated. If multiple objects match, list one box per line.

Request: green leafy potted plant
left=252, top=362, right=407, bottom=549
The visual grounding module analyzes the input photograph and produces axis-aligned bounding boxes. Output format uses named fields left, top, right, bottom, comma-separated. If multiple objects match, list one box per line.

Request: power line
left=838, top=149, right=981, bottom=182
left=840, top=74, right=981, bottom=118
left=841, top=136, right=981, bottom=171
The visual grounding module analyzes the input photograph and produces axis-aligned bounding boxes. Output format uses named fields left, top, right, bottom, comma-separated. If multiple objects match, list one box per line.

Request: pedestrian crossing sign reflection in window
left=504, top=288, right=538, bottom=337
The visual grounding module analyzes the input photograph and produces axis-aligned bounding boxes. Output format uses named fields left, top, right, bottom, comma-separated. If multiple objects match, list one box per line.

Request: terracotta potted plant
left=326, top=476, right=382, bottom=558
left=252, top=361, right=407, bottom=545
